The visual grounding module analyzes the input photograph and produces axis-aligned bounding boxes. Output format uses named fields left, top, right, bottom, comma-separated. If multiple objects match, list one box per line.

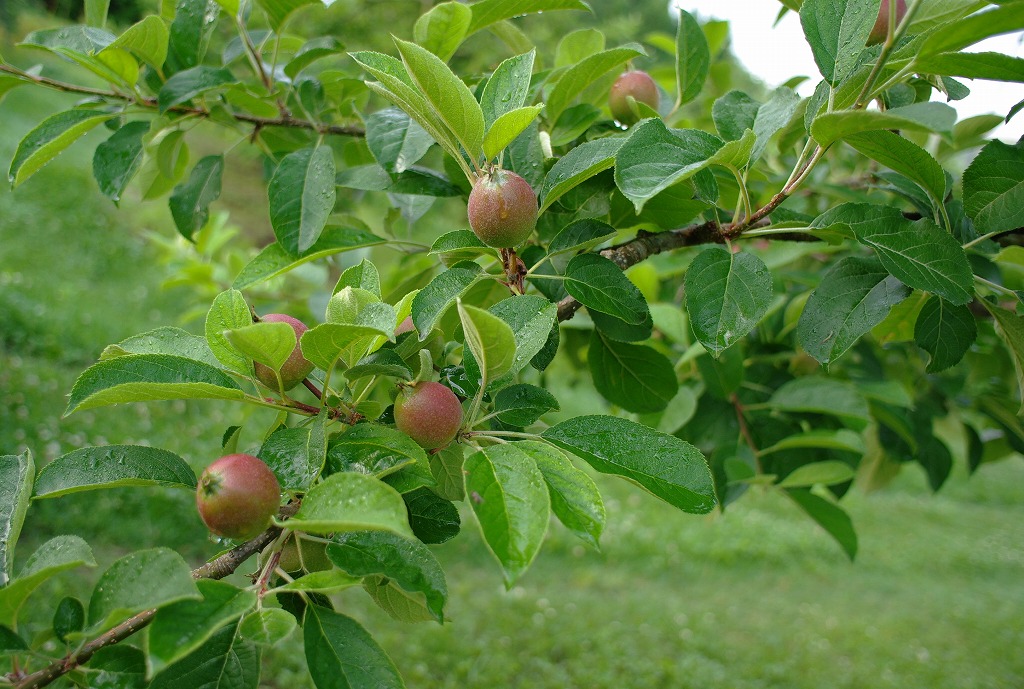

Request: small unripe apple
left=196, top=454, right=281, bottom=540
left=609, top=70, right=659, bottom=126
left=394, top=381, right=463, bottom=449
left=868, top=0, right=907, bottom=45
left=253, top=313, right=315, bottom=391
left=467, top=170, right=538, bottom=248
left=395, top=315, right=415, bottom=336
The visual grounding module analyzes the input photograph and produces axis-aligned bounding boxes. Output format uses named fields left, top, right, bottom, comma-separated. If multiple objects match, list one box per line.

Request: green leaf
left=0, top=76, right=27, bottom=106
left=769, top=377, right=871, bottom=428
left=157, top=66, right=233, bottom=112
left=550, top=103, right=602, bottom=146
left=778, top=461, right=857, bottom=488
left=269, top=146, right=336, bottom=254
left=255, top=0, right=318, bottom=30
left=517, top=441, right=605, bottom=549
left=300, top=323, right=386, bottom=372
left=917, top=2, right=1024, bottom=57
left=614, top=119, right=723, bottom=212
left=413, top=1, right=472, bottom=61
left=0, top=625, right=29, bottom=653
left=483, top=105, right=544, bottom=160
left=760, top=429, right=866, bottom=456
left=275, top=569, right=361, bottom=594
left=238, top=608, right=296, bottom=646
left=169, top=154, right=224, bottom=242
left=109, top=16, right=169, bottom=68
left=458, top=300, right=517, bottom=384
left=85, top=0, right=110, bottom=27
left=395, top=37, right=485, bottom=161
left=303, top=606, right=406, bottom=689
left=345, top=350, right=414, bottom=382
left=539, top=136, right=624, bottom=212
left=543, top=415, right=716, bottom=514
left=797, top=256, right=911, bottom=365
left=799, top=0, right=877, bottom=84
left=164, top=0, right=219, bottom=73
left=335, top=259, right=381, bottom=297
left=224, top=321, right=296, bottom=373
left=284, top=473, right=413, bottom=538
left=817, top=204, right=974, bottom=305
left=547, top=218, right=616, bottom=256
left=285, top=36, right=345, bottom=79
left=467, top=0, right=590, bottom=35
left=411, top=263, right=482, bottom=336
left=403, top=488, right=461, bottom=544
left=588, top=332, right=677, bottom=413
left=429, top=230, right=488, bottom=260
left=713, top=90, right=760, bottom=141
left=0, top=536, right=95, bottom=628
left=149, top=622, right=260, bottom=689
left=481, top=50, right=536, bottom=128
left=92, top=121, right=149, bottom=204
left=493, top=384, right=560, bottom=426
left=9, top=109, right=113, bottom=187
left=811, top=102, right=958, bottom=147
left=232, top=225, right=386, bottom=290
left=479, top=295, right=558, bottom=385
left=259, top=427, right=322, bottom=491
left=843, top=130, right=946, bottom=207
left=564, top=253, right=649, bottom=325
left=0, top=451, right=33, bottom=587
left=20, top=25, right=115, bottom=53
left=365, top=107, right=434, bottom=175
left=675, top=9, right=709, bottom=106
left=981, top=301, right=1024, bottom=413
left=963, top=139, right=1024, bottom=234
left=465, top=444, right=550, bottom=587
left=914, top=297, right=977, bottom=373
left=787, top=489, right=857, bottom=560
left=34, top=446, right=196, bottom=499
left=326, top=532, right=447, bottom=622
left=546, top=44, right=645, bottom=123
left=684, top=246, right=772, bottom=357
left=350, top=51, right=460, bottom=163
left=327, top=424, right=428, bottom=479
left=66, top=354, right=245, bottom=415
left=205, top=289, right=254, bottom=376
left=147, top=579, right=257, bottom=674
left=89, top=548, right=199, bottom=632
left=748, top=86, right=799, bottom=163
left=555, top=28, right=604, bottom=67
left=429, top=445, right=465, bottom=502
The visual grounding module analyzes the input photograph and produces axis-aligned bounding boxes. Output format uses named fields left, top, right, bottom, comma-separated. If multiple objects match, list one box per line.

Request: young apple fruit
left=609, top=70, right=659, bottom=125
left=868, top=0, right=907, bottom=45
left=467, top=169, right=538, bottom=248
left=394, top=381, right=464, bottom=449
left=196, top=453, right=281, bottom=540
left=253, top=313, right=315, bottom=391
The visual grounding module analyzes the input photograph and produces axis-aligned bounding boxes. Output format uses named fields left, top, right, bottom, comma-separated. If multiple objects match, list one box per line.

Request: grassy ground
left=2, top=80, right=1023, bottom=689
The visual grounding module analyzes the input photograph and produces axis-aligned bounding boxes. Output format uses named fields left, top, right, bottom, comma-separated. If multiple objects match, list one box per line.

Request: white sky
left=680, top=0, right=1024, bottom=141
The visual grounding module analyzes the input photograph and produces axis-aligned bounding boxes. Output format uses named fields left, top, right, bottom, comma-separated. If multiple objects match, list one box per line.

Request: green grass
left=2, top=85, right=1022, bottom=689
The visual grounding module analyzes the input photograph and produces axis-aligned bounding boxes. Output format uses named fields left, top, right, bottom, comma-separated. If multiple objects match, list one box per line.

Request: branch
left=555, top=219, right=818, bottom=322
left=0, top=63, right=365, bottom=137
left=13, top=503, right=301, bottom=689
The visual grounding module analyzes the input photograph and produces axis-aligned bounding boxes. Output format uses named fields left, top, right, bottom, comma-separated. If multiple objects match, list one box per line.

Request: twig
left=0, top=63, right=365, bottom=137
left=554, top=219, right=818, bottom=323
left=13, top=503, right=300, bottom=689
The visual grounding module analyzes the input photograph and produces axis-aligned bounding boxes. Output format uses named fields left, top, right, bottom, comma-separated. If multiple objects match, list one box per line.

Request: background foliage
left=1, top=0, right=1024, bottom=687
